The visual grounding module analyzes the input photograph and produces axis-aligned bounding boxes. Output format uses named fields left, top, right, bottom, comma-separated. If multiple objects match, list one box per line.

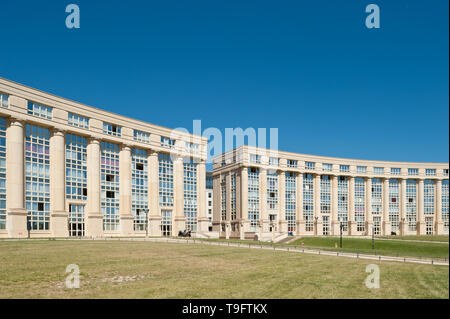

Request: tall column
left=259, top=168, right=267, bottom=236
left=50, top=128, right=68, bottom=237
left=314, top=174, right=321, bottom=235
left=240, top=167, right=249, bottom=239
left=278, top=170, right=287, bottom=233
left=399, top=178, right=407, bottom=235
left=197, top=160, right=209, bottom=233
left=6, top=119, right=27, bottom=238
left=417, top=179, right=425, bottom=235
left=365, top=177, right=372, bottom=236
left=147, top=151, right=161, bottom=236
left=348, top=176, right=356, bottom=235
left=174, top=156, right=186, bottom=233
left=119, top=144, right=133, bottom=236
left=296, top=172, right=303, bottom=235
left=331, top=175, right=339, bottom=235
left=382, top=178, right=391, bottom=236
left=435, top=179, right=443, bottom=235
left=86, top=138, right=102, bottom=237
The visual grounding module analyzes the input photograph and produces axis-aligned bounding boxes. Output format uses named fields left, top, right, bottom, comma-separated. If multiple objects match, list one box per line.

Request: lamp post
left=314, top=216, right=319, bottom=236
left=270, top=221, right=274, bottom=243
left=143, top=208, right=149, bottom=238
left=371, top=224, right=375, bottom=250
left=339, top=221, right=343, bottom=248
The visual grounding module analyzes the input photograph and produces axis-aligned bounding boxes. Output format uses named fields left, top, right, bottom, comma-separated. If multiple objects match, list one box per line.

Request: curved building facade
left=0, top=77, right=208, bottom=238
left=212, top=146, right=449, bottom=240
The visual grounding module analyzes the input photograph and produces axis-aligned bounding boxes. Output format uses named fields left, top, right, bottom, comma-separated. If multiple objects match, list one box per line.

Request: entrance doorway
left=69, top=204, right=85, bottom=237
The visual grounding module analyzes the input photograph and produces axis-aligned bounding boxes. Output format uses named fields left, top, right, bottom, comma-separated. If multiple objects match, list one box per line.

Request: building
left=0, top=77, right=209, bottom=238
left=212, top=146, right=449, bottom=240
left=206, top=172, right=214, bottom=231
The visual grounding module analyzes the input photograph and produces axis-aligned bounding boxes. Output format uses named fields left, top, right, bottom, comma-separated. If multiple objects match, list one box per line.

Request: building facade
left=212, top=146, right=449, bottom=240
left=0, top=77, right=208, bottom=238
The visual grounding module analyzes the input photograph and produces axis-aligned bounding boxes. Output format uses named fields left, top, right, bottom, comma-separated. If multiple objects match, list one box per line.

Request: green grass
left=0, top=240, right=448, bottom=298
left=379, top=235, right=449, bottom=242
left=289, top=237, right=449, bottom=259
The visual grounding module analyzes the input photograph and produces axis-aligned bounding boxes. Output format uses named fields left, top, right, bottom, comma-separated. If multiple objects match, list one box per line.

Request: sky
left=0, top=0, right=448, bottom=164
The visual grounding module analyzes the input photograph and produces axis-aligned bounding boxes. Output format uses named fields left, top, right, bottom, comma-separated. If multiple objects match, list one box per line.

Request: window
left=285, top=172, right=296, bottom=232
left=406, top=180, right=417, bottom=231
left=442, top=180, right=449, bottom=232
left=249, top=154, right=261, bottom=164
left=221, top=176, right=226, bottom=222
left=269, top=157, right=279, bottom=166
left=231, top=173, right=236, bottom=221
left=101, top=142, right=120, bottom=231
left=185, top=142, right=199, bottom=154
left=0, top=118, right=6, bottom=229
left=389, top=179, right=400, bottom=233
left=159, top=153, right=174, bottom=206
left=66, top=134, right=87, bottom=201
left=371, top=178, right=382, bottom=215
left=425, top=169, right=436, bottom=176
left=322, top=163, right=332, bottom=172
left=161, top=210, right=172, bottom=237
left=103, top=122, right=121, bottom=137
left=444, top=169, right=449, bottom=177
left=25, top=124, right=50, bottom=230
left=391, top=168, right=401, bottom=175
left=184, top=159, right=198, bottom=231
left=424, top=180, right=435, bottom=215
left=374, top=167, right=384, bottom=175
left=267, top=170, right=278, bottom=210
left=338, top=176, right=348, bottom=231
left=357, top=166, right=367, bottom=173
left=132, top=148, right=148, bottom=231
left=287, top=160, right=298, bottom=168
left=320, top=175, right=331, bottom=215
left=305, top=162, right=315, bottom=170
left=355, top=177, right=365, bottom=232
left=408, top=168, right=418, bottom=176
left=27, top=101, right=52, bottom=120
left=68, top=113, right=89, bottom=129
left=248, top=167, right=260, bottom=231
left=303, top=174, right=314, bottom=231
left=339, top=165, right=350, bottom=173
left=161, top=136, right=175, bottom=148
left=0, top=93, right=8, bottom=108
left=134, top=130, right=150, bottom=143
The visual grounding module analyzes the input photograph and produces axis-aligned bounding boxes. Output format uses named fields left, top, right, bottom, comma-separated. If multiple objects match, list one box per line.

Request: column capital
left=7, top=117, right=25, bottom=128
left=120, top=143, right=132, bottom=152
left=149, top=149, right=158, bottom=157
left=50, top=127, right=66, bottom=137
left=87, top=137, right=101, bottom=145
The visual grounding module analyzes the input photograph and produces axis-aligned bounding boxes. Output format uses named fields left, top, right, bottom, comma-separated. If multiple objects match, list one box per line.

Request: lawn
left=0, top=240, right=448, bottom=298
left=289, top=237, right=449, bottom=259
left=379, top=235, right=449, bottom=242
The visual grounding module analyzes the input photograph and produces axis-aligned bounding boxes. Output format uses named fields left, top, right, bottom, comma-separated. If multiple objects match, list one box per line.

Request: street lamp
left=314, top=216, right=319, bottom=236
left=371, top=224, right=375, bottom=250
left=339, top=221, right=343, bottom=248
left=141, top=208, right=149, bottom=238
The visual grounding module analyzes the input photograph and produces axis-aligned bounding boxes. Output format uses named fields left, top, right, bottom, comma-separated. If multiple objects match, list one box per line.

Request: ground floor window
left=161, top=210, right=172, bottom=237
left=373, top=217, right=381, bottom=235
left=322, top=216, right=329, bottom=235
left=69, top=204, right=85, bottom=237
left=425, top=217, right=433, bottom=235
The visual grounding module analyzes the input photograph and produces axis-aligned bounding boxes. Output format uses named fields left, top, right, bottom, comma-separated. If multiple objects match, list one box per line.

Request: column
left=296, top=173, right=303, bottom=235
left=348, top=176, right=356, bottom=235
left=382, top=178, right=391, bottom=236
left=278, top=170, right=287, bottom=233
left=86, top=138, right=102, bottom=237
left=417, top=179, right=425, bottom=235
left=259, top=168, right=267, bottom=237
left=314, top=174, right=321, bottom=235
left=119, top=144, right=133, bottom=236
left=196, top=159, right=209, bottom=233
left=6, top=119, right=27, bottom=238
left=225, top=172, right=231, bottom=239
left=331, top=175, right=339, bottom=235
left=365, top=177, right=372, bottom=236
left=147, top=150, right=161, bottom=236
left=50, top=128, right=68, bottom=237
left=435, top=179, right=443, bottom=235
left=399, top=178, right=407, bottom=235
left=174, top=156, right=186, bottom=233
left=240, top=167, right=249, bottom=239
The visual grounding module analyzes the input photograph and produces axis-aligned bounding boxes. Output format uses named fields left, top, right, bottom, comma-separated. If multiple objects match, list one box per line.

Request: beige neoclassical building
left=0, top=77, right=208, bottom=238
left=212, top=146, right=449, bottom=240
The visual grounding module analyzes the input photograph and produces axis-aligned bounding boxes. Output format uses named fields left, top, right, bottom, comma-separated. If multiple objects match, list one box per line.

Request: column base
left=279, top=220, right=288, bottom=233
left=120, top=215, right=134, bottom=237
left=331, top=221, right=340, bottom=236
left=383, top=221, right=392, bottom=236
left=174, top=217, right=186, bottom=235
left=417, top=221, right=426, bottom=235
left=196, top=217, right=210, bottom=233
left=296, top=221, right=305, bottom=236
left=348, top=221, right=357, bottom=236
left=7, top=208, right=28, bottom=238
left=51, top=210, right=69, bottom=237
left=86, top=213, right=103, bottom=237
left=435, top=221, right=444, bottom=235
left=149, top=215, right=162, bottom=236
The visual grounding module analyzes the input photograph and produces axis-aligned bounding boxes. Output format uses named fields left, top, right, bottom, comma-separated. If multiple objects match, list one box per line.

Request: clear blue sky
left=0, top=0, right=448, bottom=163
